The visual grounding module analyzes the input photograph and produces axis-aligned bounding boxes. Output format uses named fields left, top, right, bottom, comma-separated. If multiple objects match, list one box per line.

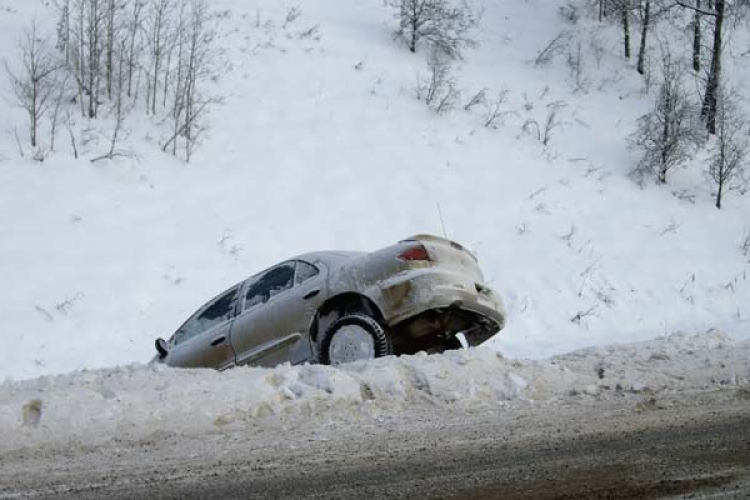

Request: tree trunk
left=693, top=0, right=701, bottom=72
left=127, top=0, right=142, bottom=97
left=702, top=0, right=723, bottom=135
left=622, top=2, right=631, bottom=59
left=410, top=16, right=417, bottom=53
left=105, top=0, right=114, bottom=99
left=637, top=0, right=650, bottom=75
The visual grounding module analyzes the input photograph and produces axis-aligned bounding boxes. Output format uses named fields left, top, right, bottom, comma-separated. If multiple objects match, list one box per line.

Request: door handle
left=303, top=289, right=320, bottom=300
left=210, top=335, right=227, bottom=347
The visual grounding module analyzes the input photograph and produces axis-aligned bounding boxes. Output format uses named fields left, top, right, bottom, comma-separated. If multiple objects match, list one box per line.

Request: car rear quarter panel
left=326, top=241, right=504, bottom=329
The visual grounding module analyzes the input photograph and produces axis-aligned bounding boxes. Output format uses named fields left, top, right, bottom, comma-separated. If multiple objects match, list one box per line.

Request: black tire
left=318, top=313, right=393, bottom=365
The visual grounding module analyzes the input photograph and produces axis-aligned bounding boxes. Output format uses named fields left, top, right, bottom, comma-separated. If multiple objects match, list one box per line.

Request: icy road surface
left=1, top=330, right=749, bottom=499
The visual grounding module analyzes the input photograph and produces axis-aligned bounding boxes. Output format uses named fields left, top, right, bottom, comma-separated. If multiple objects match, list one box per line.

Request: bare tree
left=124, top=0, right=145, bottom=97
left=49, top=71, right=72, bottom=151
left=415, top=46, right=459, bottom=113
left=161, top=0, right=221, bottom=162
left=693, top=0, right=702, bottom=71
left=620, top=0, right=632, bottom=59
left=16, top=0, right=223, bottom=161
left=675, top=0, right=747, bottom=134
left=145, top=0, right=170, bottom=115
left=4, top=21, right=60, bottom=149
left=92, top=40, right=131, bottom=162
left=66, top=0, right=107, bottom=118
left=54, top=0, right=73, bottom=63
left=630, top=47, right=700, bottom=184
left=86, top=0, right=106, bottom=118
left=637, top=0, right=651, bottom=74
left=389, top=0, right=479, bottom=59
left=707, top=86, right=750, bottom=209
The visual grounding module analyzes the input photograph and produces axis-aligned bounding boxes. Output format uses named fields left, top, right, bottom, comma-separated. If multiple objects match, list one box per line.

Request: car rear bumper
left=377, top=269, right=506, bottom=335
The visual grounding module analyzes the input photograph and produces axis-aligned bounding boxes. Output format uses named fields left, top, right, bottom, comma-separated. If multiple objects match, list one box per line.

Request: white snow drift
left=1, top=331, right=747, bottom=453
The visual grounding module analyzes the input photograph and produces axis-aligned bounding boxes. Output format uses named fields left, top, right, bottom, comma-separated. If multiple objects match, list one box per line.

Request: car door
left=231, top=260, right=326, bottom=367
left=165, top=285, right=239, bottom=370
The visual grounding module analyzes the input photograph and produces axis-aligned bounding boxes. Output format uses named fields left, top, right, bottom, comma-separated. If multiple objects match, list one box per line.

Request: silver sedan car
left=154, top=235, right=505, bottom=368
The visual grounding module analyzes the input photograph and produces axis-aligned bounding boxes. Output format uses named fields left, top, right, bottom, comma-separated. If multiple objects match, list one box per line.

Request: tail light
left=398, top=245, right=431, bottom=262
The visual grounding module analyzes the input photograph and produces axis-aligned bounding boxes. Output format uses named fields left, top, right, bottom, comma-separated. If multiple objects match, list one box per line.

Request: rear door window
left=243, top=262, right=296, bottom=310
left=174, top=286, right=239, bottom=345
left=295, top=260, right=319, bottom=284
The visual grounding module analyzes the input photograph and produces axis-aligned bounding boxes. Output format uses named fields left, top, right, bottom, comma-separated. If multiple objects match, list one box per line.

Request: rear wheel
left=319, top=314, right=392, bottom=366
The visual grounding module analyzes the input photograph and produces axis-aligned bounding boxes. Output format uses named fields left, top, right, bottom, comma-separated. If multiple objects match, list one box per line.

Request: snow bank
left=1, top=331, right=747, bottom=453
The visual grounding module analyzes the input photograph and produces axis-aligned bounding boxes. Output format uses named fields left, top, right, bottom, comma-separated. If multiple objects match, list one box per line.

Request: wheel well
left=310, top=293, right=385, bottom=342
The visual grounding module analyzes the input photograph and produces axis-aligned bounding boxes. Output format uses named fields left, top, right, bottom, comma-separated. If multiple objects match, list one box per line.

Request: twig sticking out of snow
left=570, top=305, right=597, bottom=324
left=659, top=219, right=681, bottom=237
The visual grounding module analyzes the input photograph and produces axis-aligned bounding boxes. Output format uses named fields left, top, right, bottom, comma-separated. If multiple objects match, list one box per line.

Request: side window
left=243, top=263, right=296, bottom=310
left=295, top=260, right=319, bottom=284
left=174, top=286, right=238, bottom=345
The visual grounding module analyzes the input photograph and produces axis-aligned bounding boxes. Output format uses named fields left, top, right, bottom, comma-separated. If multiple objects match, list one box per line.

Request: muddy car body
left=154, top=235, right=505, bottom=369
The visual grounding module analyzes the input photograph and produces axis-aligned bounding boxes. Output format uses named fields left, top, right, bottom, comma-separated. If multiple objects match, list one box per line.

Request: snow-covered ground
left=1, top=330, right=747, bottom=453
left=1, top=0, right=750, bottom=381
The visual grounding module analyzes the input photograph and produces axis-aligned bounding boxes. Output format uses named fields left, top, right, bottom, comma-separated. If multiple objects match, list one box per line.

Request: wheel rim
left=328, top=325, right=376, bottom=366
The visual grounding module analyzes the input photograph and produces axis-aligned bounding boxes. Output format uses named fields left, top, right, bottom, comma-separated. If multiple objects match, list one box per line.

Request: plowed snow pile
left=1, top=331, right=748, bottom=453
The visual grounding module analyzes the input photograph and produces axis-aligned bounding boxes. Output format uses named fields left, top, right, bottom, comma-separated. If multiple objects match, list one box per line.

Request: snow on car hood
left=0, top=330, right=747, bottom=452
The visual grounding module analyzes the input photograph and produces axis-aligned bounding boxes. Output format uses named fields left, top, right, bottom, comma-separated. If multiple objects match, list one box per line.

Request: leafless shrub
left=560, top=224, right=577, bottom=247
left=55, top=292, right=85, bottom=314
left=389, top=0, right=480, bottom=60
left=483, top=89, right=514, bottom=128
left=707, top=85, right=750, bottom=209
left=671, top=189, right=696, bottom=204
left=589, top=31, right=606, bottom=69
left=566, top=40, right=589, bottom=92
left=678, top=273, right=696, bottom=304
left=13, top=128, right=25, bottom=158
left=542, top=102, right=565, bottom=146
left=295, top=24, right=321, bottom=40
left=49, top=71, right=72, bottom=152
left=528, top=187, right=546, bottom=200
left=283, top=6, right=302, bottom=29
left=571, top=305, right=597, bottom=325
left=534, top=30, right=572, bottom=66
left=630, top=47, right=701, bottom=185
left=65, top=109, right=78, bottom=159
left=464, top=88, right=485, bottom=111
left=92, top=41, right=134, bottom=163
left=559, top=1, right=580, bottom=23
left=416, top=47, right=460, bottom=114
left=740, top=229, right=750, bottom=258
left=35, top=305, right=54, bottom=322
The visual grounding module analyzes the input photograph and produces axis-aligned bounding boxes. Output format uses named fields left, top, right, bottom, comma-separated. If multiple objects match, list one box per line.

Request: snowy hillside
left=1, top=0, right=750, bottom=380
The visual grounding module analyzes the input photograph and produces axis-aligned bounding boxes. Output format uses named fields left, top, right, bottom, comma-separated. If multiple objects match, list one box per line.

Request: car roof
left=294, top=251, right=364, bottom=267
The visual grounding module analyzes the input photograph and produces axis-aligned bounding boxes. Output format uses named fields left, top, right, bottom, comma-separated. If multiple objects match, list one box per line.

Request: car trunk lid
left=399, top=234, right=484, bottom=283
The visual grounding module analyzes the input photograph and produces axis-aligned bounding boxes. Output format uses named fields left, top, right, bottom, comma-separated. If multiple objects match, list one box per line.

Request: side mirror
left=155, top=338, right=169, bottom=359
